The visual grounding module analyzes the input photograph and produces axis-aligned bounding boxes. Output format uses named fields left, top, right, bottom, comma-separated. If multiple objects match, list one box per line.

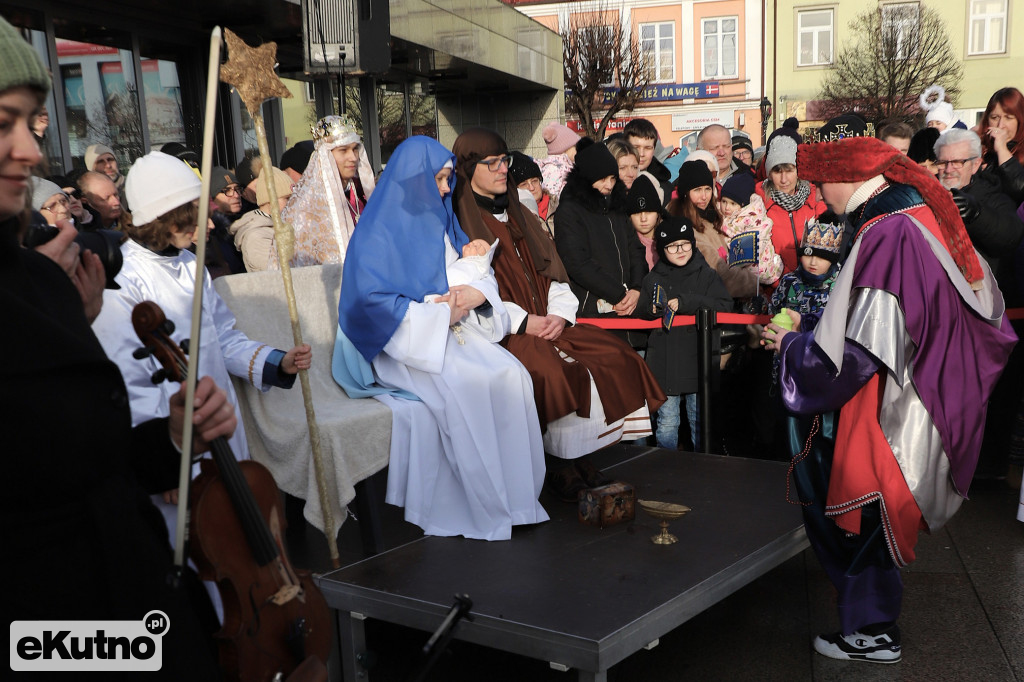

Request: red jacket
left=755, top=182, right=826, bottom=276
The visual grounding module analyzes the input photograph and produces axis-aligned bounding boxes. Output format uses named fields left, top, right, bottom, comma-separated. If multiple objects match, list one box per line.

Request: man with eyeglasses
left=759, top=136, right=1015, bottom=665
left=452, top=128, right=665, bottom=502
left=935, top=129, right=1024, bottom=488
left=934, top=128, right=1023, bottom=305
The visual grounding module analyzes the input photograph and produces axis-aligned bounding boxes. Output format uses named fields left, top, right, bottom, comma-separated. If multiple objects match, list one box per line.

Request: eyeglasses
left=664, top=242, right=692, bottom=253
left=220, top=185, right=242, bottom=197
left=41, top=196, right=71, bottom=213
left=476, top=154, right=512, bottom=172
left=935, top=157, right=978, bottom=171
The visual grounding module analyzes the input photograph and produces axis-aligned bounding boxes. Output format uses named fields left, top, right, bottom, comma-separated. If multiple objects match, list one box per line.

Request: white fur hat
left=125, top=151, right=202, bottom=226
left=926, top=101, right=954, bottom=129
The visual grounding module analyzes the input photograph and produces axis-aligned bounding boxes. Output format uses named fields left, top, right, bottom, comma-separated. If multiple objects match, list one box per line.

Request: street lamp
left=759, top=96, right=772, bottom=144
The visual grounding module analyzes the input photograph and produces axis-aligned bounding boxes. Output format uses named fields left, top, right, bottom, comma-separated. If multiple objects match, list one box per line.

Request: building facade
left=767, top=0, right=1023, bottom=131
left=507, top=0, right=769, bottom=150
left=2, top=0, right=562, bottom=176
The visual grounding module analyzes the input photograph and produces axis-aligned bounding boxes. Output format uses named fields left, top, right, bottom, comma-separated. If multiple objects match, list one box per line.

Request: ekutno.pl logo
left=10, top=610, right=168, bottom=672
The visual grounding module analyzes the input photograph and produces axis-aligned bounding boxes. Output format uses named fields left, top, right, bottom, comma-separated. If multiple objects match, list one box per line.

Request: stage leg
left=577, top=669, right=608, bottom=682
left=337, top=609, right=369, bottom=681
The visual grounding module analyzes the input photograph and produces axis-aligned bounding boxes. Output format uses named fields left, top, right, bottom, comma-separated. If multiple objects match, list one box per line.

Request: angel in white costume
left=334, top=136, right=548, bottom=541
left=91, top=152, right=310, bottom=542
left=268, top=114, right=376, bottom=268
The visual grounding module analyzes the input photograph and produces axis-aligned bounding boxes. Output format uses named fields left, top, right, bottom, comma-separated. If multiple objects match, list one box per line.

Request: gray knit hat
left=0, top=17, right=51, bottom=96
left=30, top=177, right=65, bottom=211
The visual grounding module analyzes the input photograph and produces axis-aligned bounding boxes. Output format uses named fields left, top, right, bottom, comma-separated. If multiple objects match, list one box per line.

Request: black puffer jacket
left=981, top=148, right=1024, bottom=207
left=553, top=171, right=648, bottom=318
left=962, top=170, right=1024, bottom=307
left=637, top=252, right=731, bottom=394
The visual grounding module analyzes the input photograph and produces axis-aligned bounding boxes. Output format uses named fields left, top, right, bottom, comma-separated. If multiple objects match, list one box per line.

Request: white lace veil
left=268, top=115, right=376, bottom=269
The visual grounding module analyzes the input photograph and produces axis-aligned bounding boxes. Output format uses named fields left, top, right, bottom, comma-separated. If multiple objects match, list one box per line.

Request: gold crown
left=311, top=115, right=360, bottom=144
left=802, top=219, right=844, bottom=254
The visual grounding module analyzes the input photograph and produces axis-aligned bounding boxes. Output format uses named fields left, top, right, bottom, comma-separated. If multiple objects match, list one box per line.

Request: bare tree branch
left=815, top=5, right=962, bottom=126
left=560, top=3, right=650, bottom=140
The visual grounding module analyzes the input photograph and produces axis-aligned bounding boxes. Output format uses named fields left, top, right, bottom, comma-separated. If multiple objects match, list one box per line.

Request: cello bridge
left=269, top=584, right=301, bottom=605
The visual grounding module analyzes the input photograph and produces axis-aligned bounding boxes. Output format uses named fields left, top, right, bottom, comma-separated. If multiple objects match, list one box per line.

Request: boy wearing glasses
left=638, top=216, right=731, bottom=450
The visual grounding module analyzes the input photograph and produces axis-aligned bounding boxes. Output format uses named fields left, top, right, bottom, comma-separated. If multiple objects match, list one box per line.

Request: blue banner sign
left=599, top=82, right=720, bottom=105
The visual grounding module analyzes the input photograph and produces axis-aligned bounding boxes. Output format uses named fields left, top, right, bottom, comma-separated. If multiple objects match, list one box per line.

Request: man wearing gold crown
left=268, top=114, right=376, bottom=268
left=762, top=137, right=1016, bottom=664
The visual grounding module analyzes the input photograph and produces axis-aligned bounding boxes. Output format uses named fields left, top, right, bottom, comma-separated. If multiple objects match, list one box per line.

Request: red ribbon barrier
left=578, top=308, right=1024, bottom=329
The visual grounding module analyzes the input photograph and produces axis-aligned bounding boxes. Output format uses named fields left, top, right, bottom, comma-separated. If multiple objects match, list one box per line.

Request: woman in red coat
left=755, top=136, right=826, bottom=276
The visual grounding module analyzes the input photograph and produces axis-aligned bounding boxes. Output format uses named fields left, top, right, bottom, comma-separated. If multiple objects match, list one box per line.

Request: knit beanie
left=235, top=156, right=261, bottom=188
left=685, top=149, right=718, bottom=175
left=655, top=215, right=696, bottom=254
left=765, top=136, right=798, bottom=173
left=0, top=17, right=51, bottom=96
left=796, top=136, right=984, bottom=287
left=574, top=142, right=619, bottom=183
left=800, top=211, right=844, bottom=263
left=732, top=135, right=753, bottom=154
left=720, top=172, right=756, bottom=207
left=926, top=101, right=954, bottom=129
left=625, top=173, right=663, bottom=214
left=209, top=166, right=238, bottom=198
left=160, top=142, right=200, bottom=167
left=508, top=151, right=542, bottom=186
left=280, top=140, right=315, bottom=174
left=125, top=151, right=202, bottom=226
left=255, top=167, right=294, bottom=207
left=30, top=177, right=64, bottom=211
left=767, top=117, right=802, bottom=148
left=675, top=160, right=714, bottom=196
left=85, top=144, right=115, bottom=173
left=542, top=122, right=581, bottom=155
left=907, top=127, right=940, bottom=164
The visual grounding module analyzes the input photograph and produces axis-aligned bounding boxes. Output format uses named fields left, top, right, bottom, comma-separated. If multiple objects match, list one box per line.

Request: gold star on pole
left=220, top=28, right=292, bottom=116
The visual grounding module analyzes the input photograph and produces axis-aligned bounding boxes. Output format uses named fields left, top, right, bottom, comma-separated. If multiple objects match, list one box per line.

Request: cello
left=132, top=301, right=330, bottom=682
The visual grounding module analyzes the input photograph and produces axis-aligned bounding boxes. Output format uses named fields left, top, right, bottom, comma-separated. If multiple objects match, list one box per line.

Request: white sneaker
left=813, top=625, right=902, bottom=663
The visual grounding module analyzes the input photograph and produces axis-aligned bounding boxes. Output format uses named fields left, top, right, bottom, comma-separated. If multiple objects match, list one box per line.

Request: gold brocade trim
left=248, top=344, right=269, bottom=386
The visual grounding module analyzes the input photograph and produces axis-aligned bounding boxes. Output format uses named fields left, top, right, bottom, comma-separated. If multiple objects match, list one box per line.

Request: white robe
left=373, top=237, right=549, bottom=541
left=92, top=240, right=274, bottom=538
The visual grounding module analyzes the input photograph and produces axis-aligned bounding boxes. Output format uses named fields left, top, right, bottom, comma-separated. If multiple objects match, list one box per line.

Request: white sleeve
left=546, top=280, right=579, bottom=324
left=382, top=300, right=451, bottom=374
left=206, top=268, right=274, bottom=391
left=504, top=301, right=529, bottom=333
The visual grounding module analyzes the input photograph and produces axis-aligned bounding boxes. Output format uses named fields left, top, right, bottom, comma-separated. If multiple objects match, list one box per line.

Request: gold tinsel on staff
left=220, top=28, right=340, bottom=568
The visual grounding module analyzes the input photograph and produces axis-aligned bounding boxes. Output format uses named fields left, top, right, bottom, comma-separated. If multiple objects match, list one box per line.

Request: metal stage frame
left=318, top=449, right=809, bottom=681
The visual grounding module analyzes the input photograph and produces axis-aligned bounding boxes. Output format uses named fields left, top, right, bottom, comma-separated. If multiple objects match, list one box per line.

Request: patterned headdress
left=800, top=213, right=844, bottom=263
left=311, top=115, right=360, bottom=148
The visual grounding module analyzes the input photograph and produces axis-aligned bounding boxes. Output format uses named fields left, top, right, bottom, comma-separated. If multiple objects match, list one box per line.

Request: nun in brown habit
left=452, top=128, right=666, bottom=501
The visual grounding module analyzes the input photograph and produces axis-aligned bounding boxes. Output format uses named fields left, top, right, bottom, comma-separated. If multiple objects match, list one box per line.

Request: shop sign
left=671, top=111, right=734, bottom=131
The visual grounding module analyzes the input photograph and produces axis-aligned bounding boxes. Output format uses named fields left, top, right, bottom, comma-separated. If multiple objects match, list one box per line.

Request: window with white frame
left=968, top=0, right=1007, bottom=55
left=640, top=22, right=675, bottom=83
left=881, top=2, right=920, bottom=61
left=797, top=9, right=833, bottom=66
left=702, top=16, right=737, bottom=79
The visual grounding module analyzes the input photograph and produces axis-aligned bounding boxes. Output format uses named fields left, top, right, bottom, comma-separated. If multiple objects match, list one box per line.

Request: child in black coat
left=637, top=216, right=731, bottom=449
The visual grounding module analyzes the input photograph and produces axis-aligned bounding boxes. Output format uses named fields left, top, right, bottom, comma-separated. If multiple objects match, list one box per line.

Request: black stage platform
left=317, top=448, right=809, bottom=682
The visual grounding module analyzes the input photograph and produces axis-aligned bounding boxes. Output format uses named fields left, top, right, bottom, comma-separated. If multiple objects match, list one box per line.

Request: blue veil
left=338, top=135, right=470, bottom=364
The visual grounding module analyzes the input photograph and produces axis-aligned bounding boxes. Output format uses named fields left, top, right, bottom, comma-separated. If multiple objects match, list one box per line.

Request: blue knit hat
left=720, top=172, right=756, bottom=207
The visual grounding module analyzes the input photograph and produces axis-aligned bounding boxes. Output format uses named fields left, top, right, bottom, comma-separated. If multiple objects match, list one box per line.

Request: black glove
left=950, top=189, right=981, bottom=224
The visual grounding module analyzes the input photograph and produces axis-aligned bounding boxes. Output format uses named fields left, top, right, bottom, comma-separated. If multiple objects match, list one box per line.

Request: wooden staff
left=173, top=26, right=223, bottom=568
left=220, top=29, right=340, bottom=568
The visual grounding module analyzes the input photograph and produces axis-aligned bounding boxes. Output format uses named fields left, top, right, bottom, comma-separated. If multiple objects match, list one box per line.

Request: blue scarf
left=338, top=136, right=470, bottom=362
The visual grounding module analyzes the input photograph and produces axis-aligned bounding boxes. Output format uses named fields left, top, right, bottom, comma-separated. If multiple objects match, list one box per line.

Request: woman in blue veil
left=334, top=136, right=548, bottom=541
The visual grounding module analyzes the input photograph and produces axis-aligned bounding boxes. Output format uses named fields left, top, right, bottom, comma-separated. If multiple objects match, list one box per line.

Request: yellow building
left=766, top=0, right=1024, bottom=132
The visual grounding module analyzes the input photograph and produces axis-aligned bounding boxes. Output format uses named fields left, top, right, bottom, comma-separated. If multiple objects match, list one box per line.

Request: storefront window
left=53, top=36, right=142, bottom=170
left=140, top=58, right=186, bottom=150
